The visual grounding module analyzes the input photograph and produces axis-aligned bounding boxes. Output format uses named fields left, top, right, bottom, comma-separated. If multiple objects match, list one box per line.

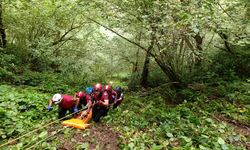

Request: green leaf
left=199, top=145, right=208, bottom=150
left=81, top=143, right=89, bottom=149
left=218, top=137, right=225, bottom=145
left=1, top=135, right=6, bottom=139
left=205, top=118, right=213, bottom=123
left=166, top=132, right=173, bottom=138
left=201, top=134, right=209, bottom=138
left=221, top=144, right=228, bottom=150
left=152, top=144, right=163, bottom=150
left=16, top=143, right=23, bottom=149
left=38, top=131, right=48, bottom=138
left=128, top=142, right=134, bottom=149
left=123, top=126, right=129, bottom=131
left=50, top=147, right=57, bottom=150
left=219, top=129, right=225, bottom=133
left=193, top=27, right=199, bottom=34
left=42, top=142, right=48, bottom=147
left=183, top=137, right=191, bottom=142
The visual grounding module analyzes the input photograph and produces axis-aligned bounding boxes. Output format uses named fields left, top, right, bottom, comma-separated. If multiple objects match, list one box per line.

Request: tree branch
left=52, top=24, right=82, bottom=46
left=87, top=17, right=156, bottom=58
left=217, top=0, right=235, bottom=21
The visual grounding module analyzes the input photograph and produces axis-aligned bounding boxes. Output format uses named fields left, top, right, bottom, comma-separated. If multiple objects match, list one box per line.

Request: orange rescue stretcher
left=62, top=109, right=92, bottom=129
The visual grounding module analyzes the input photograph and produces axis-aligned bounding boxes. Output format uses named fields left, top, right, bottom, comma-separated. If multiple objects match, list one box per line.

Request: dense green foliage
left=0, top=79, right=249, bottom=149
left=105, top=80, right=250, bottom=149
left=0, top=85, right=53, bottom=148
left=0, top=0, right=249, bottom=149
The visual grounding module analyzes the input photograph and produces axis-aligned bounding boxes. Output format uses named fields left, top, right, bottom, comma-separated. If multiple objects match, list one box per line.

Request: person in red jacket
left=113, top=86, right=124, bottom=109
left=103, top=84, right=117, bottom=105
left=75, top=91, right=93, bottom=118
left=91, top=83, right=109, bottom=122
left=48, top=94, right=79, bottom=119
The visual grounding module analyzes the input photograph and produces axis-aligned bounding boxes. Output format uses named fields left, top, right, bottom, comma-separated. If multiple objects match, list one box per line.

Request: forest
left=0, top=0, right=249, bottom=149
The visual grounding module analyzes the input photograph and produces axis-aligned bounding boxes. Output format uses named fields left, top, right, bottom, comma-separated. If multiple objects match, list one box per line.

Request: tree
left=0, top=0, right=6, bottom=48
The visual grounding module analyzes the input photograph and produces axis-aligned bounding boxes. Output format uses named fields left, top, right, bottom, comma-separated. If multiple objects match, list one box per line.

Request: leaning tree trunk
left=0, top=0, right=6, bottom=48
left=154, top=58, right=184, bottom=88
left=140, top=26, right=155, bottom=88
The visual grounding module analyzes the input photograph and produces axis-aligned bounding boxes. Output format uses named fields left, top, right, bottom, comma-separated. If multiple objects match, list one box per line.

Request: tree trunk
left=140, top=51, right=150, bottom=88
left=88, top=18, right=184, bottom=87
left=218, top=32, right=234, bottom=54
left=140, top=27, right=155, bottom=88
left=133, top=32, right=141, bottom=73
left=194, top=32, right=203, bottom=65
left=0, top=1, right=7, bottom=48
left=154, top=58, right=184, bottom=88
left=133, top=49, right=140, bottom=72
left=194, top=32, right=203, bottom=51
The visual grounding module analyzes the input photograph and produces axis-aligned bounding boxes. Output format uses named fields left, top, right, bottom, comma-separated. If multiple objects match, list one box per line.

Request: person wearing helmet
left=74, top=91, right=93, bottom=118
left=48, top=93, right=79, bottom=119
left=104, top=84, right=117, bottom=105
left=113, top=86, right=124, bottom=109
left=85, top=86, right=93, bottom=94
left=91, top=83, right=110, bottom=122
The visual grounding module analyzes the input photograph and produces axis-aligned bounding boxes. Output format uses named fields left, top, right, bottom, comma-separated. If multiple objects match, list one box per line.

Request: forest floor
left=56, top=123, right=120, bottom=150
left=51, top=115, right=250, bottom=150
left=50, top=105, right=250, bottom=150
left=0, top=81, right=249, bottom=149
left=44, top=119, right=120, bottom=150
left=215, top=114, right=250, bottom=149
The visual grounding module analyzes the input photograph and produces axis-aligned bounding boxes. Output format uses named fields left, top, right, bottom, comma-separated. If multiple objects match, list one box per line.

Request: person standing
left=91, top=83, right=109, bottom=122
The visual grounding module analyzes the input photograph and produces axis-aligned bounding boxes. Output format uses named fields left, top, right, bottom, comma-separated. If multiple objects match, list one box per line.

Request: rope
left=25, top=127, right=71, bottom=150
left=0, top=108, right=85, bottom=148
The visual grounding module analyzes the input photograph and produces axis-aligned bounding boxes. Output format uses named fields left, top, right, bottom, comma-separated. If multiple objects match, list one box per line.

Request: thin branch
left=204, top=33, right=215, bottom=51
left=53, top=40, right=68, bottom=55
left=217, top=0, right=235, bottom=21
left=87, top=17, right=156, bottom=58
left=52, top=25, right=82, bottom=46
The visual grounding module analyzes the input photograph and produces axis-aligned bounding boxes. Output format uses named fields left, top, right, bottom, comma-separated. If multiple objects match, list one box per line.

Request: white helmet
left=52, top=94, right=62, bottom=104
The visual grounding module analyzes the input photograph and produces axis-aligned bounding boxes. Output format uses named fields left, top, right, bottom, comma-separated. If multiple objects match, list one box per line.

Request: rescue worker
left=74, top=91, right=93, bottom=118
left=48, top=93, right=79, bottom=119
left=113, top=86, right=124, bottom=109
left=91, top=83, right=109, bottom=122
left=86, top=86, right=93, bottom=94
left=103, top=84, right=117, bottom=105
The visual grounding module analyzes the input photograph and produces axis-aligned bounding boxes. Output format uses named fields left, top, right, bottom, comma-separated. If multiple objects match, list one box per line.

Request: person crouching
left=47, top=94, right=79, bottom=119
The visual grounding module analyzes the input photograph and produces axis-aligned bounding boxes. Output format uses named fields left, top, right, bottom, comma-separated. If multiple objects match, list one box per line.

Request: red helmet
left=93, top=83, right=102, bottom=92
left=104, top=85, right=111, bottom=92
left=76, top=91, right=85, bottom=98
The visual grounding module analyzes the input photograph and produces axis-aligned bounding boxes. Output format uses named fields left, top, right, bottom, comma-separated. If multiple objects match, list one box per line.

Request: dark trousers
left=113, top=103, right=119, bottom=109
left=92, top=105, right=109, bottom=122
left=58, top=107, right=74, bottom=119
left=113, top=101, right=122, bottom=109
left=109, top=99, right=114, bottom=104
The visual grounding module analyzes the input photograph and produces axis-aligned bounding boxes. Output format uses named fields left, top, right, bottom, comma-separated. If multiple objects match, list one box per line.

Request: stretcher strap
left=0, top=108, right=86, bottom=148
left=25, top=127, right=70, bottom=150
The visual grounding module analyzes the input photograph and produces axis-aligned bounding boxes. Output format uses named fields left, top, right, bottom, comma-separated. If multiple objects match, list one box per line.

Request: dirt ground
left=53, top=123, right=120, bottom=150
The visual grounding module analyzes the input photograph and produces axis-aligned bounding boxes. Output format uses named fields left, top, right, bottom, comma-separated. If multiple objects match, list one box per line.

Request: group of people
left=47, top=83, right=124, bottom=123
